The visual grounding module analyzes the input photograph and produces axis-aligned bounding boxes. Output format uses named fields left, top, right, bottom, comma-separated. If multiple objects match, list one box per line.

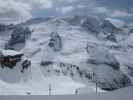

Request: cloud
left=111, top=10, right=133, bottom=17
left=21, top=0, right=53, bottom=9
left=0, top=0, right=132, bottom=24
left=39, top=0, right=53, bottom=9
left=76, top=5, right=86, bottom=8
left=55, top=0, right=76, bottom=3
left=0, top=0, right=54, bottom=24
left=94, top=7, right=109, bottom=14
left=0, top=0, right=32, bottom=24
left=95, top=0, right=133, bottom=10
left=58, top=6, right=74, bottom=14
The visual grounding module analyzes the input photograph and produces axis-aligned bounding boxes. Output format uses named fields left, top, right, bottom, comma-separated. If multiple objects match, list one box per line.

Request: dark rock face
left=5, top=26, right=32, bottom=50
left=48, top=32, right=62, bottom=52
left=81, top=17, right=101, bottom=34
left=87, top=58, right=120, bottom=70
left=0, top=24, right=7, bottom=32
left=40, top=61, right=53, bottom=66
left=92, top=65, right=132, bottom=91
left=40, top=60, right=131, bottom=91
left=99, top=20, right=124, bottom=42
left=0, top=24, right=14, bottom=32
left=86, top=43, right=120, bottom=70
left=86, top=43, right=131, bottom=91
left=23, top=17, right=51, bottom=25
left=129, top=29, right=133, bottom=33
left=125, top=64, right=133, bottom=77
left=65, top=15, right=82, bottom=25
left=41, top=61, right=93, bottom=80
left=0, top=50, right=31, bottom=73
left=21, top=59, right=31, bottom=73
left=101, top=20, right=121, bottom=34
left=105, top=33, right=117, bottom=42
left=0, top=51, right=23, bottom=69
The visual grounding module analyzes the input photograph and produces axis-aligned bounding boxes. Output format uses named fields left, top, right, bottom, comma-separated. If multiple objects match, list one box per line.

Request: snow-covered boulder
left=0, top=50, right=31, bottom=72
left=0, top=50, right=31, bottom=83
left=0, top=50, right=23, bottom=69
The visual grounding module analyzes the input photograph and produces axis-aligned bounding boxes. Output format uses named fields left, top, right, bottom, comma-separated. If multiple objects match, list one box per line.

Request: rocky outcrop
left=0, top=50, right=23, bottom=69
left=124, top=64, right=133, bottom=77
left=21, top=57, right=31, bottom=73
left=40, top=61, right=53, bottom=66
left=81, top=17, right=101, bottom=34
left=0, top=24, right=7, bottom=32
left=86, top=43, right=120, bottom=70
left=5, top=26, right=32, bottom=50
left=0, top=24, right=14, bottom=32
left=64, top=15, right=82, bottom=25
left=105, top=33, right=117, bottom=42
left=40, top=58, right=131, bottom=91
left=86, top=43, right=132, bottom=91
left=101, top=20, right=121, bottom=34
left=48, top=32, right=62, bottom=52
left=92, top=65, right=131, bottom=91
left=129, top=28, right=133, bottom=33
left=0, top=50, right=31, bottom=73
left=99, top=20, right=124, bottom=42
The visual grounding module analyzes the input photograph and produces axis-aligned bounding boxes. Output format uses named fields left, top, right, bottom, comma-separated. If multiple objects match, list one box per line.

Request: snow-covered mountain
left=0, top=16, right=133, bottom=95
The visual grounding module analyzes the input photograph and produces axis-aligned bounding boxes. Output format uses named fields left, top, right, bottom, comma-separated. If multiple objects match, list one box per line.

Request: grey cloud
left=0, top=0, right=133, bottom=24
left=0, top=0, right=32, bottom=24
left=95, top=0, right=133, bottom=10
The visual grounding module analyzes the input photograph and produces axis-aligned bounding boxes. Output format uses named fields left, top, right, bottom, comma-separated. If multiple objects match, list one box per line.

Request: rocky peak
left=81, top=17, right=101, bottom=34
left=101, top=20, right=122, bottom=34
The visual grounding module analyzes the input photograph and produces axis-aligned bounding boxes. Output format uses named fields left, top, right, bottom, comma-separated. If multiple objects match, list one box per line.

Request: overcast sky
left=0, top=0, right=133, bottom=24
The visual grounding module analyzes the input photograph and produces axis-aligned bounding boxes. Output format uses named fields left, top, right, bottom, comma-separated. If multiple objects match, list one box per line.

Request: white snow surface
left=0, top=16, right=133, bottom=95
left=1, top=50, right=22, bottom=56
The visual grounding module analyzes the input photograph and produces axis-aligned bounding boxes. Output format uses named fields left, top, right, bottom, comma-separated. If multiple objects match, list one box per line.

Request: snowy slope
left=1, top=86, right=133, bottom=100
left=0, top=16, right=133, bottom=95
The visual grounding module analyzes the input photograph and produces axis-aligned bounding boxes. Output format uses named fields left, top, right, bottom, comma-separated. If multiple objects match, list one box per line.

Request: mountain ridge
left=0, top=15, right=133, bottom=95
